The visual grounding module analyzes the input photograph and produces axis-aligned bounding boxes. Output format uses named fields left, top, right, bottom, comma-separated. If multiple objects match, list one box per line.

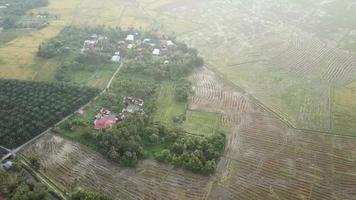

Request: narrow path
left=20, top=157, right=68, bottom=200
left=0, top=145, right=10, bottom=153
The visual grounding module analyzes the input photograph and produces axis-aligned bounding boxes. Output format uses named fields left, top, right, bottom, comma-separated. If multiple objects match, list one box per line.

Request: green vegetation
left=36, top=27, right=120, bottom=88
left=53, top=27, right=224, bottom=174
left=71, top=191, right=112, bottom=200
left=154, top=83, right=187, bottom=126
left=184, top=111, right=220, bottom=136
left=0, top=0, right=48, bottom=29
left=0, top=0, right=49, bottom=45
left=0, top=79, right=98, bottom=148
left=0, top=161, right=52, bottom=200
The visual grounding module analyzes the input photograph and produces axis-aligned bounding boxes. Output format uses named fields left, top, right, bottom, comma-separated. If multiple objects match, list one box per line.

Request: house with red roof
left=94, top=116, right=116, bottom=130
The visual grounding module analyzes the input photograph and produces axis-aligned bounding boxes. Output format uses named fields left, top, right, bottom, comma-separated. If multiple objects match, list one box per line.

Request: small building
left=36, top=14, right=47, bottom=18
left=126, top=34, right=134, bottom=42
left=0, top=194, right=5, bottom=200
left=166, top=40, right=175, bottom=46
left=127, top=44, right=134, bottom=49
left=118, top=41, right=125, bottom=45
left=125, top=104, right=142, bottom=113
left=94, top=116, right=116, bottom=130
left=123, top=97, right=144, bottom=107
left=152, top=48, right=160, bottom=56
left=143, top=38, right=151, bottom=44
left=111, top=55, right=121, bottom=62
left=84, top=40, right=97, bottom=48
left=98, top=35, right=107, bottom=40
left=3, top=160, right=12, bottom=170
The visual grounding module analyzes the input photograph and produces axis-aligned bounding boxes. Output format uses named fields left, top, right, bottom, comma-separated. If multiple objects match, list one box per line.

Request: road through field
left=3, top=0, right=356, bottom=198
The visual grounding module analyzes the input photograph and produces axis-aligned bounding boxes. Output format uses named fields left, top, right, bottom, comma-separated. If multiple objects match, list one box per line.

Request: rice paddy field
left=2, top=0, right=356, bottom=199
left=21, top=67, right=356, bottom=199
left=2, top=0, right=356, bottom=134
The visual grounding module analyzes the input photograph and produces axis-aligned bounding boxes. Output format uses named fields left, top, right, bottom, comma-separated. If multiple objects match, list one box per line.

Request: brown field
left=22, top=133, right=213, bottom=200
left=21, top=68, right=356, bottom=199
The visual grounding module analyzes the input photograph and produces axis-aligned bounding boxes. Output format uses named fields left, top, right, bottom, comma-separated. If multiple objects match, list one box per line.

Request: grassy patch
left=66, top=65, right=117, bottom=89
left=143, top=145, right=166, bottom=160
left=0, top=29, right=30, bottom=46
left=154, top=83, right=186, bottom=126
left=184, top=110, right=220, bottom=136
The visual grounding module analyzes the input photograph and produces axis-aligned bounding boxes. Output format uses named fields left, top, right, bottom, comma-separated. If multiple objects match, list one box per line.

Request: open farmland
left=2, top=0, right=356, bottom=134
left=193, top=68, right=356, bottom=200
left=3, top=0, right=356, bottom=198
left=21, top=67, right=356, bottom=199
left=22, top=133, right=213, bottom=200
left=159, top=0, right=356, bottom=134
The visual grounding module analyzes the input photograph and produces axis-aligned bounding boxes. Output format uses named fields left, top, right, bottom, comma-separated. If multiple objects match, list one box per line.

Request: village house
left=122, top=97, right=144, bottom=113
left=127, top=44, right=135, bottom=49
left=94, top=108, right=118, bottom=130
left=152, top=48, right=160, bottom=56
left=111, top=51, right=121, bottom=62
left=93, top=97, right=144, bottom=130
left=126, top=34, right=134, bottom=42
left=81, top=34, right=108, bottom=54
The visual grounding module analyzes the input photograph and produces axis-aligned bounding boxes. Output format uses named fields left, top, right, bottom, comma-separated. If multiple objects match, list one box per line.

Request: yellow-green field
left=1, top=0, right=356, bottom=135
left=154, top=83, right=186, bottom=126
left=0, top=0, right=186, bottom=81
left=184, top=110, right=220, bottom=136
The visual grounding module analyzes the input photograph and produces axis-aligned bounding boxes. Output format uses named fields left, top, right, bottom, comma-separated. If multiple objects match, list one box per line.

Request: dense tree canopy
left=0, top=79, right=98, bottom=148
left=71, top=191, right=112, bottom=200
left=0, top=161, right=51, bottom=200
left=0, top=0, right=49, bottom=30
left=50, top=27, right=223, bottom=174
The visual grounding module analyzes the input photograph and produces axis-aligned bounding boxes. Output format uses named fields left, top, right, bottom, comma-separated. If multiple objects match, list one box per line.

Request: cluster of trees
left=37, top=27, right=124, bottom=83
left=97, top=78, right=158, bottom=114
left=1, top=0, right=48, bottom=30
left=155, top=132, right=225, bottom=174
left=77, top=113, right=224, bottom=174
left=0, top=161, right=52, bottom=200
left=95, top=114, right=147, bottom=167
left=122, top=50, right=203, bottom=81
left=0, top=163, right=111, bottom=200
left=71, top=191, right=112, bottom=200
left=175, top=79, right=192, bottom=102
left=0, top=79, right=98, bottom=148
left=49, top=27, right=224, bottom=174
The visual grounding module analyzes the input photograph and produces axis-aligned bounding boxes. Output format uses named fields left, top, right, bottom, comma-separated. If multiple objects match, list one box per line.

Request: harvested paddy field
left=22, top=133, right=213, bottom=200
left=160, top=0, right=356, bottom=135
left=5, top=0, right=356, bottom=198
left=22, top=68, right=356, bottom=199
left=3, top=0, right=356, bottom=134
